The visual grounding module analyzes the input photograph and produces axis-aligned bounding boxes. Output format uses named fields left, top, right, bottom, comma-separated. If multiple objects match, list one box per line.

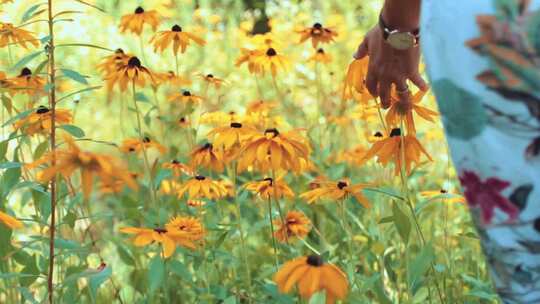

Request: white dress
left=421, top=1, right=540, bottom=303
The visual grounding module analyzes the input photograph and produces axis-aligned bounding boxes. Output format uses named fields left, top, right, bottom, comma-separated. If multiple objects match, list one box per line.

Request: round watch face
left=387, top=32, right=415, bottom=50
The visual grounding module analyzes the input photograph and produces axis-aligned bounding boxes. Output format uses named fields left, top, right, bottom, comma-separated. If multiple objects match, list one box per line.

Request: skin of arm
left=354, top=0, right=427, bottom=108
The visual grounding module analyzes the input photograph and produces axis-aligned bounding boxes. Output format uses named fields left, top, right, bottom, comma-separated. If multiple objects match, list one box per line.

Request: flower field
left=0, top=0, right=499, bottom=303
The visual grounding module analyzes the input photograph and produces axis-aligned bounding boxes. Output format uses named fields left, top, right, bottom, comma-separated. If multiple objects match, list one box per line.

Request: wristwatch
left=379, top=15, right=420, bottom=50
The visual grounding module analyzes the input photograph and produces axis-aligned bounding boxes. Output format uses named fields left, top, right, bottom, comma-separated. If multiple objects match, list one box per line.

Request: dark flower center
left=203, top=143, right=213, bottom=150
left=306, top=255, right=324, bottom=267
left=36, top=106, right=50, bottom=114
left=20, top=67, right=32, bottom=77
left=179, top=117, right=186, bottom=123
left=313, top=23, right=323, bottom=29
left=230, top=122, right=242, bottom=128
left=337, top=181, right=348, bottom=189
left=374, top=131, right=383, bottom=137
left=128, top=57, right=142, bottom=68
left=317, top=48, right=325, bottom=54
left=440, top=189, right=448, bottom=194
left=183, top=91, right=192, bottom=96
left=206, top=74, right=214, bottom=78
left=264, top=128, right=279, bottom=137
left=154, top=228, right=167, bottom=234
left=390, top=128, right=401, bottom=137
left=115, top=48, right=124, bottom=54
left=263, top=177, right=274, bottom=186
left=266, top=48, right=277, bottom=57
left=129, top=147, right=136, bottom=152
left=143, top=137, right=151, bottom=143
left=172, top=159, right=180, bottom=164
left=134, top=6, right=144, bottom=14
left=171, top=24, right=182, bottom=32
left=195, top=175, right=206, bottom=181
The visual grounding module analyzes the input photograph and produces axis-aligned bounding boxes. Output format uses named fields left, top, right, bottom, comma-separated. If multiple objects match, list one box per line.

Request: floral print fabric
left=421, top=0, right=540, bottom=303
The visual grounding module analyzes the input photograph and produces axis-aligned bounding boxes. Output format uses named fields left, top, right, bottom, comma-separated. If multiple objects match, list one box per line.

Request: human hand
left=354, top=25, right=428, bottom=108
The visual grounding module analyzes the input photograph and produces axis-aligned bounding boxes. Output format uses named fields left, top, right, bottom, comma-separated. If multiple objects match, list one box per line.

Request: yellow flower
left=13, top=106, right=72, bottom=136
left=200, top=73, right=224, bottom=88
left=167, top=90, right=204, bottom=104
left=187, top=199, right=206, bottom=207
left=255, top=48, right=289, bottom=77
left=238, top=128, right=310, bottom=173
left=162, top=160, right=194, bottom=177
left=165, top=216, right=205, bottom=246
left=335, top=145, right=368, bottom=167
left=160, top=179, right=182, bottom=195
left=0, top=210, right=23, bottom=229
left=420, top=189, right=466, bottom=203
left=308, top=48, right=332, bottom=64
left=362, top=128, right=432, bottom=175
left=297, top=23, right=338, bottom=48
left=33, top=136, right=138, bottom=199
left=207, top=122, right=257, bottom=150
left=119, top=226, right=188, bottom=258
left=300, top=178, right=370, bottom=208
left=243, top=177, right=295, bottom=200
left=0, top=22, right=38, bottom=49
left=7, top=67, right=45, bottom=96
left=342, top=57, right=371, bottom=103
left=190, top=143, right=225, bottom=173
left=120, top=137, right=167, bottom=154
left=274, top=255, right=348, bottom=303
left=385, top=89, right=438, bottom=134
left=273, top=210, right=311, bottom=243
left=246, top=99, right=277, bottom=116
left=150, top=24, right=205, bottom=54
left=97, top=48, right=131, bottom=78
left=153, top=71, right=191, bottom=87
left=235, top=48, right=263, bottom=75
left=106, top=56, right=155, bottom=92
left=177, top=175, right=227, bottom=199
left=119, top=6, right=161, bottom=35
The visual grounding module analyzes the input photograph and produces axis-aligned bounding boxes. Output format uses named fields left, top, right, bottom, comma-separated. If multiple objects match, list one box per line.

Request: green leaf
left=56, top=43, right=113, bottom=52
left=33, top=140, right=49, bottom=160
left=88, top=265, right=112, bottom=302
left=61, top=69, right=88, bottom=84
left=392, top=201, right=410, bottom=244
left=13, top=51, right=44, bottom=71
left=117, top=244, right=136, bottom=266
left=57, top=85, right=101, bottom=103
left=19, top=255, right=39, bottom=286
left=433, top=79, right=487, bottom=140
left=2, top=109, right=33, bottom=128
left=308, top=291, right=326, bottom=304
left=0, top=162, right=22, bottom=169
left=1, top=166, right=21, bottom=198
left=21, top=3, right=46, bottom=23
left=135, top=92, right=150, bottom=103
left=170, top=260, right=192, bottom=282
left=58, top=124, right=85, bottom=138
left=408, top=243, right=435, bottom=295
left=148, top=256, right=165, bottom=293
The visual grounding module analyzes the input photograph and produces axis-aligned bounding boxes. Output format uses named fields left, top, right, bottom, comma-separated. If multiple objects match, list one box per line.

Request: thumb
left=353, top=38, right=369, bottom=59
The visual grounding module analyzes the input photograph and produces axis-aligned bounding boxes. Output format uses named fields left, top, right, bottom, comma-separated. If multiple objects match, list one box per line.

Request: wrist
left=381, top=4, right=420, bottom=31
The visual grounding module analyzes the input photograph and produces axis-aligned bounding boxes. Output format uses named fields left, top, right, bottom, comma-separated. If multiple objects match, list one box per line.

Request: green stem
left=267, top=197, right=279, bottom=268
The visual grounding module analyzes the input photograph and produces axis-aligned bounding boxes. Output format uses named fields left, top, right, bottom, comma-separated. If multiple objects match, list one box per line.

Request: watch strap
left=379, top=14, right=420, bottom=42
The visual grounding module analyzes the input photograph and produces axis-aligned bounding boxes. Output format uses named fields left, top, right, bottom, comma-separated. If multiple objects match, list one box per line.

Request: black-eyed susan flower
left=237, top=128, right=310, bottom=173
left=99, top=173, right=139, bottom=194
left=119, top=6, right=161, bottom=35
left=33, top=136, right=138, bottom=199
left=97, top=48, right=131, bottom=78
left=420, top=189, right=466, bottom=203
left=273, top=210, right=311, bottom=243
left=177, top=175, right=227, bottom=199
left=153, top=71, right=191, bottom=87
left=246, top=99, right=277, bottom=115
left=7, top=67, right=45, bottom=96
left=243, top=177, right=295, bottom=200
left=235, top=48, right=263, bottom=75
left=0, top=22, right=38, bottom=49
left=385, top=89, right=437, bottom=134
left=297, top=23, right=338, bottom=48
left=167, top=90, right=204, bottom=105
left=162, top=160, right=193, bottom=177
left=165, top=216, right=205, bottom=246
left=362, top=128, right=432, bottom=175
left=13, top=106, right=72, bottom=136
left=274, top=255, right=348, bottom=303
left=342, top=57, right=370, bottom=103
left=160, top=179, right=182, bottom=195
left=150, top=24, right=205, bottom=54
left=189, top=143, right=225, bottom=173
left=255, top=48, right=289, bottom=77
left=308, top=48, right=332, bottom=64
left=200, top=73, right=224, bottom=88
left=178, top=116, right=191, bottom=128
left=106, top=56, right=155, bottom=92
left=119, top=226, right=185, bottom=258
left=120, top=137, right=167, bottom=154
left=0, top=210, right=23, bottom=229
left=300, top=178, right=370, bottom=208
left=207, top=122, right=257, bottom=150
left=335, top=145, right=368, bottom=167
